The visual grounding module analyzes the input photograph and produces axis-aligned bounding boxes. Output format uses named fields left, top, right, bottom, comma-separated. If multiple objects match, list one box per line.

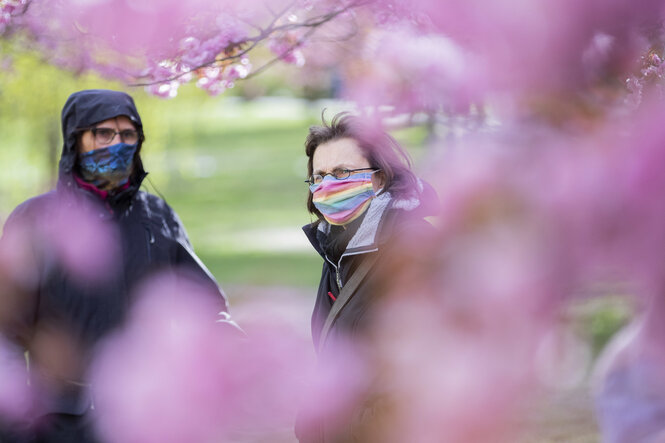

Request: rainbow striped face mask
left=310, top=172, right=377, bottom=226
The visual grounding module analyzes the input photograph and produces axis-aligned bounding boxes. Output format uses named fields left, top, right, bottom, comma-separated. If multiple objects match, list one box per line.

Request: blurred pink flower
left=352, top=104, right=665, bottom=439
left=268, top=32, right=306, bottom=67
left=0, top=336, right=33, bottom=423
left=38, top=198, right=121, bottom=283
left=144, top=81, right=180, bottom=99
left=0, top=220, right=39, bottom=290
left=411, top=0, right=664, bottom=94
left=363, top=293, right=540, bottom=443
left=1, top=196, right=120, bottom=286
left=90, top=274, right=370, bottom=442
left=0, top=0, right=27, bottom=34
left=344, top=26, right=480, bottom=112
left=91, top=273, right=242, bottom=443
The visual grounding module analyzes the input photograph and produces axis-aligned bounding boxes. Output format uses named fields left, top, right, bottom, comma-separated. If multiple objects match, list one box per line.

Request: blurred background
left=0, top=42, right=430, bottom=296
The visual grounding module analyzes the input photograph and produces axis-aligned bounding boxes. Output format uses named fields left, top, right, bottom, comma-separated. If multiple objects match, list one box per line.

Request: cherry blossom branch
left=129, top=0, right=367, bottom=88
left=245, top=25, right=318, bottom=79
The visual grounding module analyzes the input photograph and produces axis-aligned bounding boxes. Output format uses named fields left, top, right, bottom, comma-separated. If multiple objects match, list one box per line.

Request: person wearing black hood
left=295, top=112, right=437, bottom=443
left=0, top=89, right=233, bottom=442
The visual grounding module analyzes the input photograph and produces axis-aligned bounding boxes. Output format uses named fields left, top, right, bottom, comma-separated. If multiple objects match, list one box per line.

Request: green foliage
left=587, top=299, right=634, bottom=356
left=569, top=295, right=635, bottom=358
left=200, top=251, right=322, bottom=290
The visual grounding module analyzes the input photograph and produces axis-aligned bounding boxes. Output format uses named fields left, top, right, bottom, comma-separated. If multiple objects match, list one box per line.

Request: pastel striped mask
left=310, top=172, right=377, bottom=226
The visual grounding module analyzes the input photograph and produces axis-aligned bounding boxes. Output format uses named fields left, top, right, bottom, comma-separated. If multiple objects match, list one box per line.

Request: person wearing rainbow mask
left=297, top=111, right=436, bottom=443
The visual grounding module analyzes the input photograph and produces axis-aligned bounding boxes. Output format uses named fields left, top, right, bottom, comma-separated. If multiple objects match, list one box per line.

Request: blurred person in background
left=593, top=294, right=665, bottom=442
left=295, top=112, right=437, bottom=442
left=0, top=89, right=233, bottom=442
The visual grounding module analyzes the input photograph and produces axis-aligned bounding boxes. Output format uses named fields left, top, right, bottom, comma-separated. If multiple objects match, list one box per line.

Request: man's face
left=79, top=116, right=137, bottom=153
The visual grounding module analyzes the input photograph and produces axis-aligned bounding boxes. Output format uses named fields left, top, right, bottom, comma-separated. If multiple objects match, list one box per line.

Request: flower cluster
left=267, top=31, right=306, bottom=67
left=344, top=26, right=476, bottom=113
left=140, top=46, right=252, bottom=98
left=2, top=0, right=358, bottom=98
left=625, top=48, right=665, bottom=108
left=0, top=0, right=27, bottom=34
left=89, top=273, right=367, bottom=442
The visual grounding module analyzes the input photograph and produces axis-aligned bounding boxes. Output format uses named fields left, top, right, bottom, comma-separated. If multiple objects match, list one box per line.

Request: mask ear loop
left=371, top=169, right=385, bottom=195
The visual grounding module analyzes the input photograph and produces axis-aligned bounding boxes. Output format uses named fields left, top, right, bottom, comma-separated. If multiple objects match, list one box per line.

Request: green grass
left=138, top=98, right=324, bottom=287
left=199, top=251, right=322, bottom=289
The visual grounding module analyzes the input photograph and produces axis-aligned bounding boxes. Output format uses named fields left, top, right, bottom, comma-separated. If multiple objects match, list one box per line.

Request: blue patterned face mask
left=78, top=143, right=137, bottom=190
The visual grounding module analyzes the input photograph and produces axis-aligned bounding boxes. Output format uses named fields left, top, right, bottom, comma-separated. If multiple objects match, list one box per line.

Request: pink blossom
left=225, top=63, right=249, bottom=81
left=366, top=296, right=541, bottom=442
left=11, top=0, right=263, bottom=97
left=214, top=12, right=250, bottom=45
left=40, top=198, right=121, bottom=282
left=337, top=102, right=665, bottom=439
left=0, top=336, right=33, bottom=423
left=268, top=32, right=306, bottom=67
left=409, top=0, right=664, bottom=94
left=0, top=13, right=10, bottom=34
left=1, top=196, right=120, bottom=285
left=344, top=26, right=479, bottom=112
left=178, top=37, right=209, bottom=68
left=0, top=0, right=28, bottom=34
left=90, top=274, right=368, bottom=442
left=144, top=81, right=179, bottom=99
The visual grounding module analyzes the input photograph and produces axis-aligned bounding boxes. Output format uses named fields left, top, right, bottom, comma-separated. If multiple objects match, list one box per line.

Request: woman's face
left=312, top=137, right=384, bottom=192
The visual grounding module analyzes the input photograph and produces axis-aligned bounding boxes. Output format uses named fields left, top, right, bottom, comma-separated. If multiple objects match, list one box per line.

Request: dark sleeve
left=0, top=203, right=40, bottom=432
left=167, top=205, right=230, bottom=314
left=0, top=202, right=41, bottom=350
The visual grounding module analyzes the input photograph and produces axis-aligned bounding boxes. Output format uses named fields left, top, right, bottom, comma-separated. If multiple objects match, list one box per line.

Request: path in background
left=227, top=283, right=315, bottom=337
left=518, top=386, right=601, bottom=442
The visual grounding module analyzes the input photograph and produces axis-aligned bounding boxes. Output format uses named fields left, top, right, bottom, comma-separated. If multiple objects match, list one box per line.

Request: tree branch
left=128, top=0, right=368, bottom=88
left=245, top=26, right=317, bottom=80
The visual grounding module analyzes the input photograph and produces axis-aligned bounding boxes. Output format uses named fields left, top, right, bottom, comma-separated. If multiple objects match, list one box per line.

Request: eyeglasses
left=90, top=127, right=140, bottom=145
left=305, top=168, right=380, bottom=185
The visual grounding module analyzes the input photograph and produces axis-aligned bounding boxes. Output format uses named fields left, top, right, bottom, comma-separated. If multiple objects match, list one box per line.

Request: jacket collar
left=57, top=168, right=147, bottom=218
left=304, top=179, right=436, bottom=262
left=303, top=191, right=394, bottom=257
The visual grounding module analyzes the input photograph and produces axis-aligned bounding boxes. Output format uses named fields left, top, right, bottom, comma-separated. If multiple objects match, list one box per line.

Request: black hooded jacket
left=0, top=90, right=229, bottom=419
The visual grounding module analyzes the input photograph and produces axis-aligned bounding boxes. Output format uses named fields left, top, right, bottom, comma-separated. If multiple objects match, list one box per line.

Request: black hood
left=60, top=89, right=144, bottom=174
left=58, top=89, right=147, bottom=203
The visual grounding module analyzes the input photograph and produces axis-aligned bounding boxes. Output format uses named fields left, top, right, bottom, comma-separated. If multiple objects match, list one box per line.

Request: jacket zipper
left=324, top=255, right=342, bottom=290
left=326, top=247, right=380, bottom=291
